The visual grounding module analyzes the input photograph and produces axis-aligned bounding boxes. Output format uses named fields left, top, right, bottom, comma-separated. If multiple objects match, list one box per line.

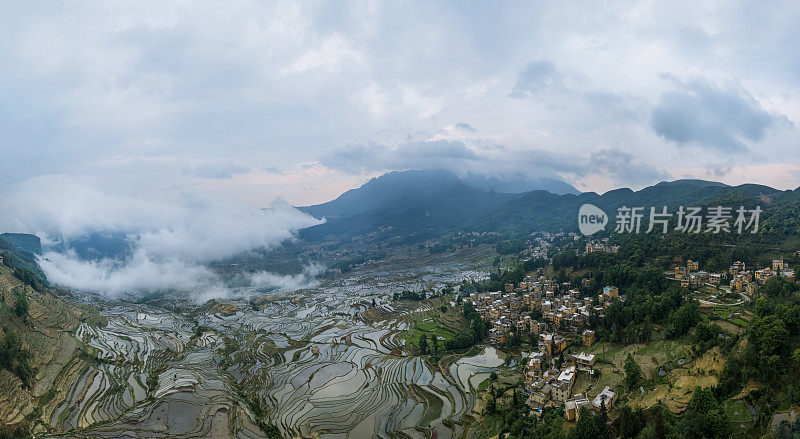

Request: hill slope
left=0, top=244, right=105, bottom=436
left=298, top=170, right=794, bottom=243
left=299, top=170, right=516, bottom=241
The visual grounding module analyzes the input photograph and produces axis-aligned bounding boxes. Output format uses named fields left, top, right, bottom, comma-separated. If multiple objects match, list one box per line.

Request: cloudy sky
left=2, top=0, right=800, bottom=208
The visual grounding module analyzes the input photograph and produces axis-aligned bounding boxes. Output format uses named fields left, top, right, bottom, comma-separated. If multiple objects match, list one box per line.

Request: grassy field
left=725, top=399, right=752, bottom=423
left=400, top=296, right=470, bottom=352
left=730, top=318, right=749, bottom=327
left=725, top=399, right=755, bottom=435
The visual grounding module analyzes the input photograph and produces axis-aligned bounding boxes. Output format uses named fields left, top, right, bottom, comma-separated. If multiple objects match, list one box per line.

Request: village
left=467, top=241, right=797, bottom=424
left=468, top=271, right=619, bottom=421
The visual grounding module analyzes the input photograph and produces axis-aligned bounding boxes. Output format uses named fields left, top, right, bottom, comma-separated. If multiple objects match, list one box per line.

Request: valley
left=1, top=244, right=508, bottom=438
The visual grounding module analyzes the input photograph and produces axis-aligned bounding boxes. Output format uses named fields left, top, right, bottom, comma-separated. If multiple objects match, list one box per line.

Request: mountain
left=477, top=179, right=783, bottom=235
left=299, top=170, right=516, bottom=241
left=0, top=235, right=46, bottom=281
left=46, top=231, right=132, bottom=261
left=0, top=233, right=42, bottom=255
left=460, top=173, right=580, bottom=195
left=298, top=171, right=792, bottom=243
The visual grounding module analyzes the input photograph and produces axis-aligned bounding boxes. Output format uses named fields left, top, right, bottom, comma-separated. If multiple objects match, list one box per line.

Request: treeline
left=463, top=301, right=489, bottom=345
left=393, top=290, right=427, bottom=301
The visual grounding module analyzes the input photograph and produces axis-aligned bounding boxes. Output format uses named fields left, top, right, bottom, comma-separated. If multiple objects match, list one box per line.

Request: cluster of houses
left=467, top=272, right=622, bottom=421
left=470, top=276, right=621, bottom=345
left=672, top=259, right=724, bottom=289
left=584, top=240, right=620, bottom=254
left=671, top=258, right=795, bottom=294
left=523, top=335, right=616, bottom=421
left=729, top=258, right=795, bottom=294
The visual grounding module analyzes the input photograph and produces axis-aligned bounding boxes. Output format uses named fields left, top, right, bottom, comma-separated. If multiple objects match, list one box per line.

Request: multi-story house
left=582, top=329, right=595, bottom=347
left=574, top=352, right=596, bottom=369
left=592, top=386, right=617, bottom=411
left=551, top=366, right=577, bottom=402
left=602, top=286, right=619, bottom=300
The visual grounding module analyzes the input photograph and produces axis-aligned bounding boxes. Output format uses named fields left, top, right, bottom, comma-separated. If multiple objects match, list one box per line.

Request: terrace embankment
left=0, top=265, right=105, bottom=436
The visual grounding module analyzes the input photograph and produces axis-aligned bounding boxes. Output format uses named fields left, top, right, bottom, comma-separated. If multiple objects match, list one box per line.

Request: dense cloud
left=589, top=148, right=671, bottom=187
left=0, top=176, right=323, bottom=299
left=321, top=140, right=670, bottom=193
left=320, top=140, right=479, bottom=176
left=246, top=264, right=325, bottom=291
left=38, top=249, right=228, bottom=301
left=1, top=1, right=799, bottom=202
left=651, top=79, right=781, bottom=152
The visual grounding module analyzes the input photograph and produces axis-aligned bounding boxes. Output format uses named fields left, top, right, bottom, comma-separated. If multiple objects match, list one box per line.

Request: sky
left=1, top=0, right=800, bottom=208
left=1, top=1, right=800, bottom=298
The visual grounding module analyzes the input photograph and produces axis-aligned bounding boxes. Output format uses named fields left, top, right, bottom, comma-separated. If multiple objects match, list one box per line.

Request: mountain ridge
left=298, top=169, right=791, bottom=242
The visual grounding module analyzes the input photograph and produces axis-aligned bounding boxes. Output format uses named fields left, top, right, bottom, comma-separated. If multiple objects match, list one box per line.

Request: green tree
left=680, top=387, right=730, bottom=438
left=624, top=353, right=642, bottom=391
left=13, top=290, right=28, bottom=317
left=570, top=407, right=598, bottom=439
left=751, top=315, right=789, bottom=358
left=418, top=334, right=428, bottom=354
left=595, top=400, right=608, bottom=438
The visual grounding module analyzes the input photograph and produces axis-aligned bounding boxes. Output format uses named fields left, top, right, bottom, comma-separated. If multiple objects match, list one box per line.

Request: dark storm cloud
left=650, top=78, right=782, bottom=152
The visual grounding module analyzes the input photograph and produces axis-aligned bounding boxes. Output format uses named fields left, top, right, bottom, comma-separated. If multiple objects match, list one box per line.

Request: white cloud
left=2, top=1, right=800, bottom=203
left=0, top=175, right=323, bottom=299
left=245, top=263, right=326, bottom=291
left=38, top=249, right=224, bottom=299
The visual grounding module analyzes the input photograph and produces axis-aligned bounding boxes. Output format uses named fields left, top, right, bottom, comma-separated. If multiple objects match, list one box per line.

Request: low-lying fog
left=0, top=175, right=325, bottom=301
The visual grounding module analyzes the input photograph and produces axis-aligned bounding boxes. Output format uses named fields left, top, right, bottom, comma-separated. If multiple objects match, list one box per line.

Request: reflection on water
left=66, top=255, right=500, bottom=438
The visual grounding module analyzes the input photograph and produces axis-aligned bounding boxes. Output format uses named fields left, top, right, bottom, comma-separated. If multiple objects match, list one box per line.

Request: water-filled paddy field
left=59, top=256, right=501, bottom=438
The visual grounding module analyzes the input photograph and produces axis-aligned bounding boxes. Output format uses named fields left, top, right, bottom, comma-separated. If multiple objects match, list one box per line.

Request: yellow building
left=530, top=384, right=552, bottom=406
left=575, top=352, right=596, bottom=368
left=554, top=336, right=567, bottom=356
left=582, top=329, right=595, bottom=346
left=675, top=266, right=687, bottom=279
left=602, top=286, right=619, bottom=300
left=773, top=258, right=785, bottom=271
left=755, top=268, right=774, bottom=283
left=687, top=260, right=699, bottom=271
left=527, top=352, right=545, bottom=381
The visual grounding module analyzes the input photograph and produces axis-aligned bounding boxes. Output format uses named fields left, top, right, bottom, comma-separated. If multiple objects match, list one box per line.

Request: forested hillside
left=298, top=170, right=800, bottom=245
